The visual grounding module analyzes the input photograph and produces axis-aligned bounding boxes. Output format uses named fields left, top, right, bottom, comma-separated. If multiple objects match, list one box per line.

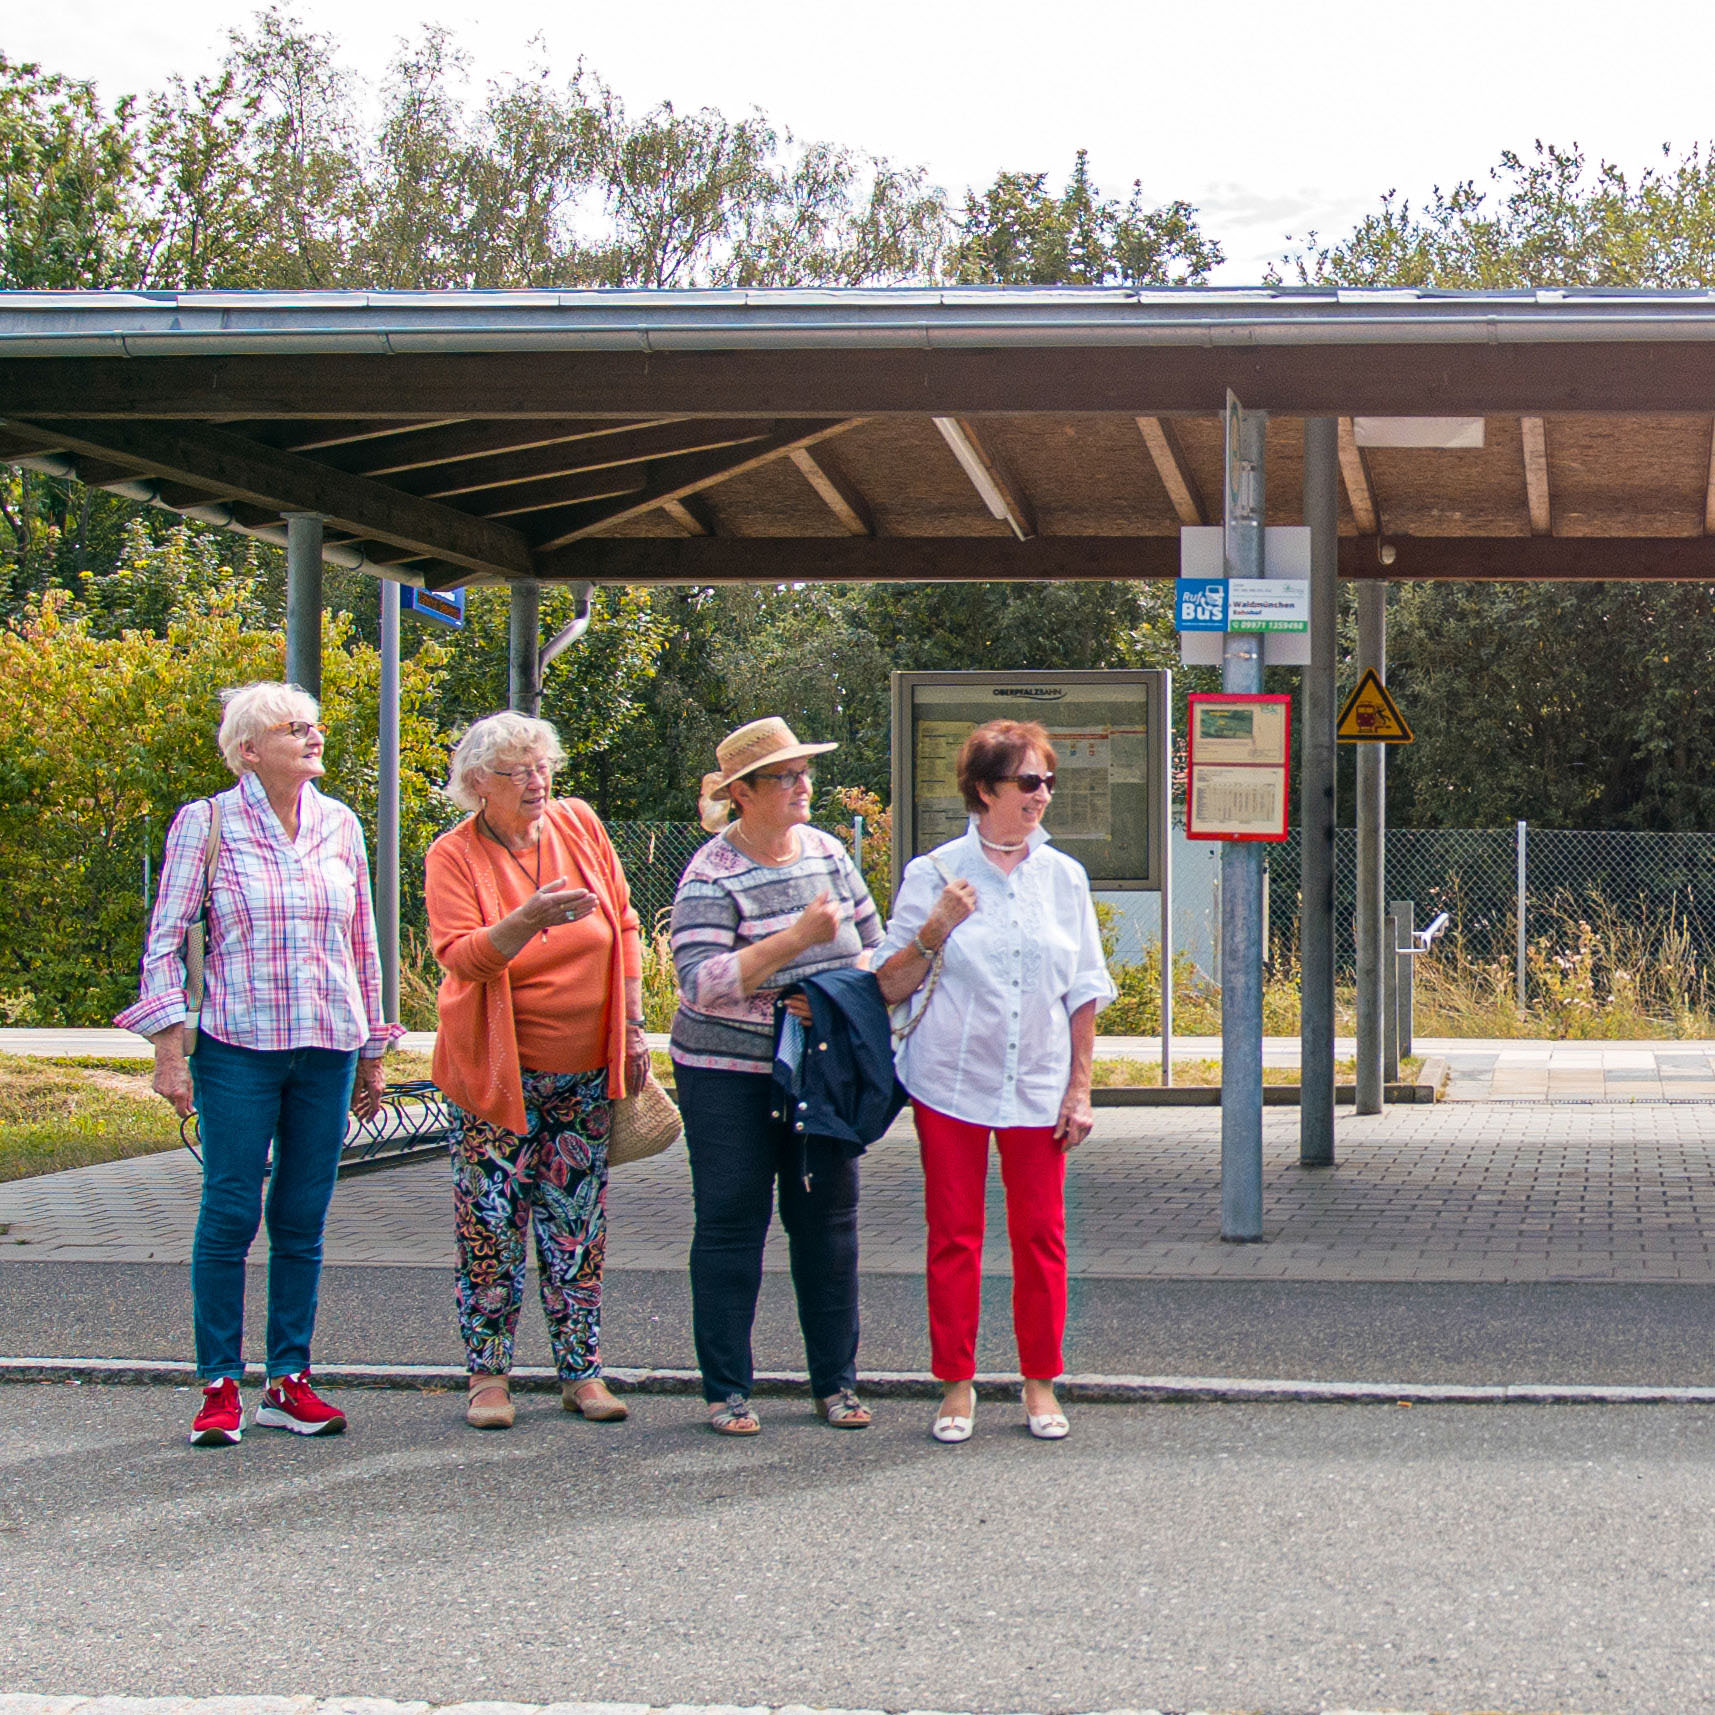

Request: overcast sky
left=14, top=0, right=1715, bottom=282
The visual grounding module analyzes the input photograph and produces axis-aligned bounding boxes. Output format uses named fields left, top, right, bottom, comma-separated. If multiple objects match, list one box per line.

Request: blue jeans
left=676, top=1061, right=860, bottom=1403
left=188, top=1032, right=357, bottom=1382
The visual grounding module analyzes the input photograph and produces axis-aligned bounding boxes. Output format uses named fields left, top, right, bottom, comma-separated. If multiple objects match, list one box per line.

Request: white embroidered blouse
left=876, top=819, right=1116, bottom=1129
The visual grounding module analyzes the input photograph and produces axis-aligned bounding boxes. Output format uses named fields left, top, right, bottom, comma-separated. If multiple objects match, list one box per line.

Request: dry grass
left=1090, top=1055, right=1423, bottom=1088
left=0, top=1053, right=180, bottom=1183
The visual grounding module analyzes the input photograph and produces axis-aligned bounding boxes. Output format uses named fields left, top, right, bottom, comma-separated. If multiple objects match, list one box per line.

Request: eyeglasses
left=488, top=760, right=556, bottom=783
left=266, top=721, right=327, bottom=740
left=1001, top=772, right=1056, bottom=794
left=747, top=767, right=814, bottom=788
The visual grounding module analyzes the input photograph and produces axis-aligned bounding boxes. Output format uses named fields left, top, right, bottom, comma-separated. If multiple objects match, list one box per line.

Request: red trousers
left=912, top=1100, right=1067, bottom=1381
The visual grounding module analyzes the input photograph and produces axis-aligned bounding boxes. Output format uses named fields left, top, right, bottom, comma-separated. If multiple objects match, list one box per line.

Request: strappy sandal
left=466, top=1376, right=514, bottom=1431
left=814, top=1388, right=872, bottom=1429
left=707, top=1393, right=761, bottom=1436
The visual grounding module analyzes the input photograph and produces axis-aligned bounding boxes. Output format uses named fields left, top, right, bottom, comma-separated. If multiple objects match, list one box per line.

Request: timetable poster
left=897, top=675, right=1163, bottom=888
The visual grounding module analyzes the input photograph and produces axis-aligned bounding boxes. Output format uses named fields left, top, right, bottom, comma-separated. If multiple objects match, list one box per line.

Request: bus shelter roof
left=6, top=285, right=1715, bottom=588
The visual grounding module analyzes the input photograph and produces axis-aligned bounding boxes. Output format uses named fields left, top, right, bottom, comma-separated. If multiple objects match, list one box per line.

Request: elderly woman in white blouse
left=877, top=718, right=1114, bottom=1446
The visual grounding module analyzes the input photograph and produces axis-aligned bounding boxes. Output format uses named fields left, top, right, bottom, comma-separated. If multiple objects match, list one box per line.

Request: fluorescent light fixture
left=1353, top=417, right=1485, bottom=449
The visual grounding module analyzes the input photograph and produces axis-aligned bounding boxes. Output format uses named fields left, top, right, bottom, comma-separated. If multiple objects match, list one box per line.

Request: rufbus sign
left=400, top=585, right=466, bottom=627
left=1185, top=693, right=1292, bottom=842
left=1336, top=668, right=1412, bottom=743
left=889, top=670, right=1171, bottom=896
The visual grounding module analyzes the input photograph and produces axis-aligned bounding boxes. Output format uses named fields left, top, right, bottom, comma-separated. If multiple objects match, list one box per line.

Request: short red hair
left=955, top=720, right=1057, bottom=813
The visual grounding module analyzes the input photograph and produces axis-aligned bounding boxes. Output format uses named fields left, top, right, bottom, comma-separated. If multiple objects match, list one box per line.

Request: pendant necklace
left=481, top=813, right=549, bottom=938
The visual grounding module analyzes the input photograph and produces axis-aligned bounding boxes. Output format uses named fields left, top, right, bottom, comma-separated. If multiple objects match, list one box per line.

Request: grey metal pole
left=1354, top=582, right=1387, bottom=1115
left=1300, top=418, right=1338, bottom=1166
left=1391, top=898, right=1415, bottom=1058
left=1221, top=401, right=1267, bottom=1243
left=1160, top=669, right=1174, bottom=1089
left=1516, top=820, right=1528, bottom=1012
left=377, top=578, right=401, bottom=1025
left=284, top=513, right=324, bottom=697
left=509, top=581, right=542, bottom=716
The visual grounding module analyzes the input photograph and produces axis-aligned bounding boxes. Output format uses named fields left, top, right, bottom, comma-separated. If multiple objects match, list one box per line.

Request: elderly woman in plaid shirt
left=118, top=682, right=400, bottom=1448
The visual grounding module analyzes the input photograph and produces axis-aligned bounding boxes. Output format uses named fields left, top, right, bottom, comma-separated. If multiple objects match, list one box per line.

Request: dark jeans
left=676, top=1060, right=860, bottom=1403
left=188, top=1032, right=357, bottom=1382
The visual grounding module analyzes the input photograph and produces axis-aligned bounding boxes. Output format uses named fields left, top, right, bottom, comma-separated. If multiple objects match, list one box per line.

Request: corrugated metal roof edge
left=7, top=286, right=1715, bottom=355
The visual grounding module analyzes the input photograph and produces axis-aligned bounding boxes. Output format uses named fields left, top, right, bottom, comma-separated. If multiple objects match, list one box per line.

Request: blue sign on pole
left=1175, top=577, right=1228, bottom=632
left=400, top=585, right=466, bottom=628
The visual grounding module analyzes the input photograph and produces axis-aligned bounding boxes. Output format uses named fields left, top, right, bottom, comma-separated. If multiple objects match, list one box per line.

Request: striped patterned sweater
left=668, top=825, right=882, bottom=1072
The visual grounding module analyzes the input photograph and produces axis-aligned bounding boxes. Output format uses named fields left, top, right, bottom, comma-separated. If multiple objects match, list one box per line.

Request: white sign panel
left=1178, top=528, right=1313, bottom=666
left=1228, top=578, right=1309, bottom=632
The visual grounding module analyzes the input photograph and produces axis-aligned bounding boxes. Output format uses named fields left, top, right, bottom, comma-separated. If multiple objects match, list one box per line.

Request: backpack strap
left=183, top=797, right=223, bottom=1056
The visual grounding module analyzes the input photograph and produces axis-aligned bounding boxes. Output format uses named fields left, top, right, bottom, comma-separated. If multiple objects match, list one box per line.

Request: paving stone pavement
left=6, top=1100, right=1715, bottom=1283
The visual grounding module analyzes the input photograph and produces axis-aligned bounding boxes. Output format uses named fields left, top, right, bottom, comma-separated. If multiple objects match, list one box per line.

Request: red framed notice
left=1185, top=693, right=1292, bottom=841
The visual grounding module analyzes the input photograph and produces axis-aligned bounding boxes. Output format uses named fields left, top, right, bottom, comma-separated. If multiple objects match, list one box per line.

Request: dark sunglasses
left=1001, top=772, right=1055, bottom=794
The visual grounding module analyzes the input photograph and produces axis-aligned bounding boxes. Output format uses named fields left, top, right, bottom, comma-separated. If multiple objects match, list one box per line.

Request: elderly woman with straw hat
left=670, top=718, right=975, bottom=1435
left=425, top=710, right=648, bottom=1432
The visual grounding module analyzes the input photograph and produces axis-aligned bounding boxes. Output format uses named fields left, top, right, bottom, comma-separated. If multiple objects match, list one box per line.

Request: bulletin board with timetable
left=889, top=670, right=1170, bottom=896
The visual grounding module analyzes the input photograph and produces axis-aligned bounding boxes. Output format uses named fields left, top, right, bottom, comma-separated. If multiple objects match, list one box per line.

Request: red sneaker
left=189, top=1377, right=243, bottom=1446
left=254, top=1370, right=347, bottom=1436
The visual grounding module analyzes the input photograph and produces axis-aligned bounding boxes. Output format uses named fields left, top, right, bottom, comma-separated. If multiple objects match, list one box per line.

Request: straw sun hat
left=698, top=716, right=837, bottom=832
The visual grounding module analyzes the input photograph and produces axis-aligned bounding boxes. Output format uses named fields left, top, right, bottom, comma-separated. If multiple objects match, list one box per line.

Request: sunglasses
left=1001, top=772, right=1056, bottom=794
left=747, top=767, right=815, bottom=788
left=266, top=720, right=328, bottom=740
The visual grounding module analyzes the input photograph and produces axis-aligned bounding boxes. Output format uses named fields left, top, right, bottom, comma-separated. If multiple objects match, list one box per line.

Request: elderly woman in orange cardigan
left=425, top=711, right=647, bottom=1431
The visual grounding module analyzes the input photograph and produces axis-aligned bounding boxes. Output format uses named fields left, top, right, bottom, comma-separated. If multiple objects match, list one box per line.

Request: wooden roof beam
left=0, top=416, right=535, bottom=581
left=661, top=496, right=717, bottom=536
left=1135, top=417, right=1205, bottom=525
left=1337, top=417, right=1379, bottom=534
left=326, top=417, right=682, bottom=477
left=531, top=419, right=861, bottom=555
left=1521, top=416, right=1552, bottom=534
left=932, top=417, right=1036, bottom=540
left=789, top=445, right=874, bottom=536
left=1702, top=420, right=1715, bottom=535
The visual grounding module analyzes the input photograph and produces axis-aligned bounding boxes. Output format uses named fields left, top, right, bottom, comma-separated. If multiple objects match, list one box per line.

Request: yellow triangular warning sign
left=1336, top=667, right=1413, bottom=744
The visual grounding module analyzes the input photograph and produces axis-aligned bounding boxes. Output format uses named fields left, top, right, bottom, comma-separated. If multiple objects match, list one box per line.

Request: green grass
left=1090, top=1055, right=1424, bottom=1088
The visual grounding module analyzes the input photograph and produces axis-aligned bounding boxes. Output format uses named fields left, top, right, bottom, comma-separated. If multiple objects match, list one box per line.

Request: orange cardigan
left=426, top=798, right=643, bottom=1133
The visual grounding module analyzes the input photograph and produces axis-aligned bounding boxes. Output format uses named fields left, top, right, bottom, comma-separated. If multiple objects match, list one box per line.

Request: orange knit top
left=425, top=798, right=643, bottom=1133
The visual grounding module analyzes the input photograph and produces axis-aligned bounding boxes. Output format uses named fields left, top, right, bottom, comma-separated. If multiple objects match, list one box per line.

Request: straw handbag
left=609, top=1069, right=683, bottom=1166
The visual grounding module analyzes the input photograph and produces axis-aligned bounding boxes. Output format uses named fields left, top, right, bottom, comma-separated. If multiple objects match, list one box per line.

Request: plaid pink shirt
left=115, top=770, right=401, bottom=1057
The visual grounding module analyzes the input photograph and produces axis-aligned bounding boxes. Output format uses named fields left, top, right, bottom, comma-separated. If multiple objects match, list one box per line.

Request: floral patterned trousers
left=450, top=1066, right=610, bottom=1381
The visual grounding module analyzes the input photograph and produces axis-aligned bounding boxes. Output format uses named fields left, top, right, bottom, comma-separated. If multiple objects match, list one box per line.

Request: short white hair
left=217, top=682, right=319, bottom=775
left=445, top=711, right=568, bottom=811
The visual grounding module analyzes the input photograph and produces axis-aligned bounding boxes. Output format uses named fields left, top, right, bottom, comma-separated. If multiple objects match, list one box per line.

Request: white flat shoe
left=931, top=1392, right=976, bottom=1443
left=1024, top=1387, right=1069, bottom=1440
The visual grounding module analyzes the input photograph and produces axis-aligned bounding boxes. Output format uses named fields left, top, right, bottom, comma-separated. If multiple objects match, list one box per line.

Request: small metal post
left=509, top=581, right=542, bottom=716
left=852, top=813, right=865, bottom=880
left=1391, top=898, right=1415, bottom=1057
left=378, top=578, right=401, bottom=1025
left=1220, top=397, right=1266, bottom=1243
left=1299, top=417, right=1338, bottom=1167
left=1160, top=670, right=1174, bottom=1090
left=1383, top=911, right=1400, bottom=1085
left=1355, top=582, right=1387, bottom=1115
left=284, top=513, right=324, bottom=697
left=1516, top=820, right=1528, bottom=1012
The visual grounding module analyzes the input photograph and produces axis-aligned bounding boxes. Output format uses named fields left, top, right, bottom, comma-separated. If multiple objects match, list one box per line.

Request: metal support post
left=1300, top=418, right=1339, bottom=1166
left=1516, top=820, right=1528, bottom=1011
left=509, top=581, right=542, bottom=716
left=377, top=578, right=401, bottom=1025
left=1391, top=898, right=1416, bottom=1057
left=1221, top=400, right=1266, bottom=1243
left=1160, top=670, right=1174, bottom=1089
left=284, top=513, right=324, bottom=697
left=1355, top=582, right=1387, bottom=1115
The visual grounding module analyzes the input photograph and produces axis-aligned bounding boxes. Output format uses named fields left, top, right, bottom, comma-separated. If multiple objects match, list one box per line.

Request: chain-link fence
left=1264, top=825, right=1715, bottom=985
left=606, top=823, right=714, bottom=935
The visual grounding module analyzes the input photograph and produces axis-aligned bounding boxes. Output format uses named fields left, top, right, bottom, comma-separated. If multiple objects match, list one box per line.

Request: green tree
left=951, top=149, right=1222, bottom=286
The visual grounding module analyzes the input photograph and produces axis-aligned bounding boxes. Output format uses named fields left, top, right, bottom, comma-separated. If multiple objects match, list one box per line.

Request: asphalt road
left=4, top=1383, right=1715, bottom=1713
left=6, top=1261, right=1715, bottom=1386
